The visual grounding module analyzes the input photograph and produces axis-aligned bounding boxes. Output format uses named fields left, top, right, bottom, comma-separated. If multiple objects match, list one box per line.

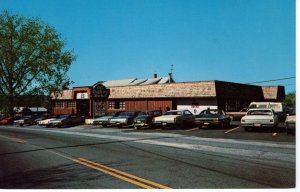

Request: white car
left=241, top=108, right=278, bottom=131
left=285, top=109, right=296, bottom=135
left=38, top=115, right=60, bottom=126
left=152, top=110, right=194, bottom=129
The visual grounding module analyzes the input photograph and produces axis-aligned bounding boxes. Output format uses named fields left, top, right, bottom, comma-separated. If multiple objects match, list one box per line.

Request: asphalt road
left=0, top=124, right=295, bottom=189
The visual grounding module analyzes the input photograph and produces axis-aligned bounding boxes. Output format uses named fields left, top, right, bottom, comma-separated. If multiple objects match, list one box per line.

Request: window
left=108, top=101, right=125, bottom=110
left=55, top=101, right=64, bottom=108
left=184, top=110, right=192, bottom=115
left=67, top=101, right=76, bottom=108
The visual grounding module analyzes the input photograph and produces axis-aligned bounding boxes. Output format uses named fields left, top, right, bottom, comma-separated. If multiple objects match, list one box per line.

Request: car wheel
left=198, top=125, right=202, bottom=129
left=176, top=121, right=185, bottom=129
left=244, top=127, right=251, bottom=132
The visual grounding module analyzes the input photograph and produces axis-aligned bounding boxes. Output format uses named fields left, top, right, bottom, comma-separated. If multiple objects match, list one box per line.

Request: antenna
left=170, top=64, right=174, bottom=75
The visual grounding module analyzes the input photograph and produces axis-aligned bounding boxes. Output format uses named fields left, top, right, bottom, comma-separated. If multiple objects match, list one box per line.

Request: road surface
left=0, top=125, right=295, bottom=189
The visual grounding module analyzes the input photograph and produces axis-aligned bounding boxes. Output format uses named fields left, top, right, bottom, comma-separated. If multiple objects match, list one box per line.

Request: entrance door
left=76, top=100, right=89, bottom=116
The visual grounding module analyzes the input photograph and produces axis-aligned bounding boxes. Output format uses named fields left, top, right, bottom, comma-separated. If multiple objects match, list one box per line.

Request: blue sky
left=0, top=0, right=295, bottom=93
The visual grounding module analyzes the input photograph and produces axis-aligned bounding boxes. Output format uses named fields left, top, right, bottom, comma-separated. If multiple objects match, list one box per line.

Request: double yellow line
left=74, top=157, right=172, bottom=189
left=0, top=134, right=171, bottom=189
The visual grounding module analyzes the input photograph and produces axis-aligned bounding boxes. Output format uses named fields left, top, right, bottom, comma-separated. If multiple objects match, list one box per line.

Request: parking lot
left=2, top=120, right=294, bottom=143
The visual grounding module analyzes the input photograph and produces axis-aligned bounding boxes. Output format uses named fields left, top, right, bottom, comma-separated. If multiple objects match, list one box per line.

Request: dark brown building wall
left=107, top=99, right=173, bottom=112
left=215, top=81, right=265, bottom=111
left=53, top=108, right=74, bottom=115
left=52, top=100, right=75, bottom=115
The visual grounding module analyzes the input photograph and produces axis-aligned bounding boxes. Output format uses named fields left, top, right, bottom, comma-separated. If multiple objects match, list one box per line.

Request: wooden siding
left=109, top=81, right=217, bottom=99
left=107, top=99, right=173, bottom=112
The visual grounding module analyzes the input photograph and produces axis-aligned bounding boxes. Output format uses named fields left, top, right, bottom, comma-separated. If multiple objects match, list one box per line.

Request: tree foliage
left=283, top=92, right=296, bottom=108
left=0, top=11, right=75, bottom=114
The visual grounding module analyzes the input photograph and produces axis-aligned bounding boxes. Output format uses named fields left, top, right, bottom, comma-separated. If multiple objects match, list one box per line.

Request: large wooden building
left=50, top=75, right=285, bottom=117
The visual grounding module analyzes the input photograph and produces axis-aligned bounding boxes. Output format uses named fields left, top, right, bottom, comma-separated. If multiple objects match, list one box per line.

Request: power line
left=247, top=77, right=295, bottom=85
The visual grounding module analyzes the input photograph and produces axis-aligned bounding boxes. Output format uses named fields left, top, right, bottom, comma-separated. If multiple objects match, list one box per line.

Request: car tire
left=244, top=127, right=251, bottom=132
left=198, top=125, right=202, bottom=129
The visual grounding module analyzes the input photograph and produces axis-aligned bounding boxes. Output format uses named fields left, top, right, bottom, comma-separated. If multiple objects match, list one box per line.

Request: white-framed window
left=55, top=101, right=64, bottom=108
left=108, top=101, right=125, bottom=110
left=67, top=101, right=76, bottom=108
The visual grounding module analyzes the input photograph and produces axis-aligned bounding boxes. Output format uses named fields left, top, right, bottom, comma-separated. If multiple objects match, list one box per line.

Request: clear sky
left=0, top=0, right=296, bottom=93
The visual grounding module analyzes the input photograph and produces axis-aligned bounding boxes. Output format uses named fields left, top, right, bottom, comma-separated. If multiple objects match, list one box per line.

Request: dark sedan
left=195, top=109, right=231, bottom=128
left=14, top=115, right=40, bottom=126
left=133, top=110, right=162, bottom=129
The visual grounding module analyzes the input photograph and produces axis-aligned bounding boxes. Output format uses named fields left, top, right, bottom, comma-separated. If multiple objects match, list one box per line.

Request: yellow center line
left=0, top=134, right=27, bottom=143
left=73, top=159, right=155, bottom=189
left=78, top=157, right=172, bottom=189
left=224, top=126, right=241, bottom=134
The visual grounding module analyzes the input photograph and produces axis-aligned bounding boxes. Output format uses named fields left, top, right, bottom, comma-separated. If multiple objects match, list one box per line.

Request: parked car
left=14, top=115, right=39, bottom=126
left=38, top=115, right=60, bottom=126
left=152, top=110, right=194, bottom=129
left=248, top=102, right=287, bottom=122
left=47, top=115, right=85, bottom=128
left=133, top=110, right=162, bottom=129
left=109, top=111, right=140, bottom=127
left=93, top=112, right=122, bottom=126
left=226, top=108, right=248, bottom=121
left=285, top=109, right=296, bottom=135
left=33, top=114, right=50, bottom=125
left=0, top=116, right=21, bottom=125
left=195, top=109, right=231, bottom=128
left=241, top=108, right=278, bottom=131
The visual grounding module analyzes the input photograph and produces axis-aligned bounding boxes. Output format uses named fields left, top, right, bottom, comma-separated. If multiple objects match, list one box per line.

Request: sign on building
left=76, top=92, right=89, bottom=99
left=92, top=83, right=110, bottom=117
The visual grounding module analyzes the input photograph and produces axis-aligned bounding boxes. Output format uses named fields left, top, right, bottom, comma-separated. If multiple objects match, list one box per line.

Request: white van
left=248, top=102, right=284, bottom=113
left=248, top=102, right=286, bottom=121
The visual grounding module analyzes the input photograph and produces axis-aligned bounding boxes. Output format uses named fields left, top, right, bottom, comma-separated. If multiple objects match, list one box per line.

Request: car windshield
left=240, top=108, right=248, bottom=112
left=164, top=111, right=182, bottom=115
left=58, top=115, right=69, bottom=119
left=119, top=112, right=136, bottom=116
left=138, top=111, right=153, bottom=116
left=138, top=112, right=147, bottom=116
left=248, top=110, right=273, bottom=116
left=200, top=110, right=223, bottom=115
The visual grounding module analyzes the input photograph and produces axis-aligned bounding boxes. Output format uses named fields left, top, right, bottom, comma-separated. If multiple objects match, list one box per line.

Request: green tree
left=283, top=92, right=296, bottom=108
left=0, top=11, right=75, bottom=115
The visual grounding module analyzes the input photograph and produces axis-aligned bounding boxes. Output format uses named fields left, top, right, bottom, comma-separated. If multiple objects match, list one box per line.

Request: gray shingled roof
left=102, top=78, right=137, bottom=88
left=139, top=78, right=162, bottom=85
left=101, top=75, right=174, bottom=88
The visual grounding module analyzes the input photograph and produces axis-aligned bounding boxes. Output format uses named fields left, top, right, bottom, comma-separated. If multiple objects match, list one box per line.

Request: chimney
left=153, top=73, right=158, bottom=78
left=168, top=73, right=172, bottom=83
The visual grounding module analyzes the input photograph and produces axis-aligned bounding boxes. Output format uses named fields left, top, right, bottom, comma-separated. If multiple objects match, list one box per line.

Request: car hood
left=154, top=115, right=179, bottom=121
left=111, top=116, right=133, bottom=119
left=94, top=116, right=114, bottom=121
left=40, top=118, right=56, bottom=123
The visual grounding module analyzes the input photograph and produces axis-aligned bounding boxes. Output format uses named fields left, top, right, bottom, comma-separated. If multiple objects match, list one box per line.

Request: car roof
left=248, top=108, right=273, bottom=111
